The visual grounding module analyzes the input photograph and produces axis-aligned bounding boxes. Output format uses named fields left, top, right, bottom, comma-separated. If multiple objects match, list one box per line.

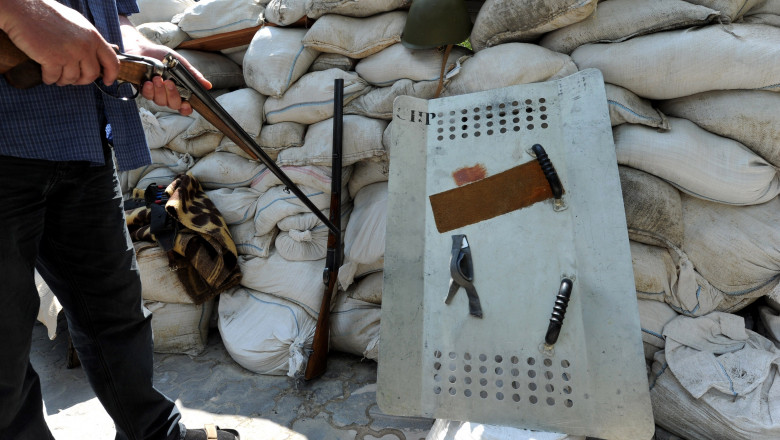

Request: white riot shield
left=378, top=69, right=653, bottom=440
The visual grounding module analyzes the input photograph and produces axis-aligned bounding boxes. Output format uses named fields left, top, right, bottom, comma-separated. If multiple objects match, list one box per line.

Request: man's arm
left=119, top=15, right=212, bottom=116
left=0, top=0, right=119, bottom=86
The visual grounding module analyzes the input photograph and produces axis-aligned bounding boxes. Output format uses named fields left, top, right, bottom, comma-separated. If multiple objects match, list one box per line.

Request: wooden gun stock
left=304, top=78, right=344, bottom=381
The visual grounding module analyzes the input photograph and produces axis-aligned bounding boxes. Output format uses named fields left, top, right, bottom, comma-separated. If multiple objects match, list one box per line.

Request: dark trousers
left=0, top=150, right=182, bottom=440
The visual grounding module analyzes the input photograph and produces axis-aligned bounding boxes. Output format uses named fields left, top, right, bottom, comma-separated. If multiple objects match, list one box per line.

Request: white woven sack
left=308, top=53, right=355, bottom=73
left=348, top=157, right=388, bottom=199
left=183, top=88, right=264, bottom=145
left=306, top=0, right=410, bottom=19
left=571, top=24, right=780, bottom=100
left=138, top=108, right=194, bottom=150
left=124, top=148, right=194, bottom=193
left=250, top=165, right=352, bottom=196
left=346, top=271, right=382, bottom=305
left=189, top=151, right=265, bottom=189
left=681, top=0, right=763, bottom=22
left=441, top=44, right=578, bottom=97
left=330, top=292, right=380, bottom=360
left=173, top=0, right=264, bottom=38
left=218, top=121, right=306, bottom=161
left=145, top=299, right=214, bottom=356
left=345, top=79, right=439, bottom=121
left=243, top=27, right=319, bottom=98
left=426, top=419, right=585, bottom=440
left=606, top=84, right=669, bottom=130
left=275, top=212, right=329, bottom=261
left=136, top=21, right=191, bottom=48
left=743, top=0, right=780, bottom=26
left=218, top=286, right=315, bottom=377
left=613, top=117, right=780, bottom=205
left=128, top=0, right=196, bottom=26
left=539, top=0, right=719, bottom=55
left=204, top=187, right=261, bottom=225
left=650, top=312, right=780, bottom=440
left=619, top=166, right=683, bottom=249
left=252, top=184, right=336, bottom=235
left=264, top=69, right=370, bottom=125
left=133, top=166, right=179, bottom=193
left=238, top=252, right=325, bottom=317
left=355, top=43, right=470, bottom=87
left=658, top=90, right=780, bottom=168
left=338, top=182, right=387, bottom=290
left=470, top=0, right=598, bottom=51
left=264, top=0, right=307, bottom=26
left=177, top=50, right=245, bottom=90
left=135, top=241, right=194, bottom=304
left=277, top=115, right=387, bottom=167
left=167, top=131, right=223, bottom=158
left=228, top=220, right=275, bottom=258
left=301, top=11, right=407, bottom=59
left=630, top=241, right=722, bottom=317
left=681, top=194, right=780, bottom=295
left=637, top=298, right=678, bottom=361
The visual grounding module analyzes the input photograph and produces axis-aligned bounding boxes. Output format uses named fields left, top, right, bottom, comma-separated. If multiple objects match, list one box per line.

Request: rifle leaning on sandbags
left=304, top=78, right=343, bottom=381
left=0, top=29, right=339, bottom=236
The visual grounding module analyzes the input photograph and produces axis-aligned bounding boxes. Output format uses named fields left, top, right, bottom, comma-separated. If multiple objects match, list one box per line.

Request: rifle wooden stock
left=305, top=78, right=344, bottom=380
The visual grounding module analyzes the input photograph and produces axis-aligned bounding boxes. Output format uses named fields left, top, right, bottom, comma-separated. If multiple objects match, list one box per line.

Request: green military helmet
left=401, top=0, right=473, bottom=50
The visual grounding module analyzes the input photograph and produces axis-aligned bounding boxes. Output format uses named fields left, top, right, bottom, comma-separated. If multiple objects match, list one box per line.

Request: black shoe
left=184, top=424, right=240, bottom=440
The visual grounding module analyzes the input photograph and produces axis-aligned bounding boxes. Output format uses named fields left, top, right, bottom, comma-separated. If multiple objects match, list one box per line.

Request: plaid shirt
left=0, top=0, right=151, bottom=172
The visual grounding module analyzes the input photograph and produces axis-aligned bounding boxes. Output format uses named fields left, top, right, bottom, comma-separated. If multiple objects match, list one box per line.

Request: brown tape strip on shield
left=429, top=160, right=553, bottom=233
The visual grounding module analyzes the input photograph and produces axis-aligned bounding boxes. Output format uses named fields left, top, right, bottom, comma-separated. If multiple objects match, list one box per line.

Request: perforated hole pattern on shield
left=435, top=98, right=550, bottom=142
left=431, top=350, right=574, bottom=409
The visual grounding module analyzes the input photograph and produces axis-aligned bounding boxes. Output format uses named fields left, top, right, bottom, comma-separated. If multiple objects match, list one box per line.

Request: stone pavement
left=31, top=319, right=434, bottom=440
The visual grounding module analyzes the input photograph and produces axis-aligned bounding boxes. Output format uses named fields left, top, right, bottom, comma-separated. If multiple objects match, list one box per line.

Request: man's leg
left=0, top=156, right=56, bottom=440
left=34, top=151, right=183, bottom=440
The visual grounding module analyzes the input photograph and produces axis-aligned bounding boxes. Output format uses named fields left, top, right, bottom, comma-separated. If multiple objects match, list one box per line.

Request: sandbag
left=539, top=0, right=719, bottom=54
left=426, top=419, right=585, bottom=440
left=605, top=84, right=670, bottom=130
left=330, top=292, right=380, bottom=360
left=35, top=271, right=61, bottom=340
left=345, top=79, right=439, bottom=121
left=138, top=109, right=194, bottom=150
left=275, top=212, right=329, bottom=261
left=301, top=11, right=407, bottom=59
left=135, top=241, right=194, bottom=304
left=243, top=27, right=319, bottom=98
left=263, top=69, right=370, bottom=125
left=182, top=88, right=265, bottom=149
left=238, top=252, right=325, bottom=318
left=650, top=312, right=780, bottom=440
left=306, top=0, right=410, bottom=19
left=681, top=194, right=780, bottom=295
left=347, top=157, right=389, bottom=199
left=228, top=220, right=275, bottom=258
left=133, top=167, right=179, bottom=193
left=173, top=0, right=264, bottom=38
left=338, top=182, right=387, bottom=290
left=145, top=299, right=214, bottom=356
left=276, top=115, right=387, bottom=167
left=743, top=0, right=780, bottom=26
left=354, top=43, right=470, bottom=87
left=136, top=21, right=191, bottom=48
left=123, top=148, right=194, bottom=193
left=680, top=0, right=763, bottom=21
left=189, top=151, right=266, bottom=189
left=571, top=24, right=780, bottom=100
left=250, top=165, right=353, bottom=197
left=218, top=286, right=315, bottom=377
left=657, top=90, right=780, bottom=168
left=346, top=271, right=382, bottom=305
left=204, top=187, right=261, bottom=225
left=613, top=117, right=780, bottom=205
left=619, top=166, right=683, bottom=248
left=470, top=0, right=598, bottom=51
left=252, top=184, right=337, bottom=235
left=441, top=44, right=578, bottom=97
left=128, top=0, right=196, bottom=26
left=638, top=299, right=679, bottom=361
left=177, top=49, right=245, bottom=90
left=264, top=0, right=307, bottom=26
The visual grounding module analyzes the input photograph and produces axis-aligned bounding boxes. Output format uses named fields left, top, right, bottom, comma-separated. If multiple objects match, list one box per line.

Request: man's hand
left=0, top=0, right=120, bottom=86
left=120, top=16, right=212, bottom=116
